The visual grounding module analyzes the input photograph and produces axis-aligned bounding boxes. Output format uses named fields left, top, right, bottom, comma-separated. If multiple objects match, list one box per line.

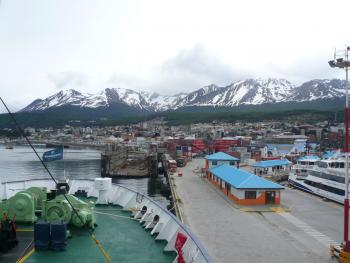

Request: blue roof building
left=205, top=152, right=239, bottom=161
left=252, top=159, right=291, bottom=178
left=207, top=164, right=284, bottom=206
left=252, top=159, right=291, bottom=168
left=210, top=165, right=283, bottom=189
left=204, top=152, right=240, bottom=173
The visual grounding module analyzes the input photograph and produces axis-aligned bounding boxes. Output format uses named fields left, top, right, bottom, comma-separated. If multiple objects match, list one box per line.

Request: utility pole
left=329, top=47, right=350, bottom=252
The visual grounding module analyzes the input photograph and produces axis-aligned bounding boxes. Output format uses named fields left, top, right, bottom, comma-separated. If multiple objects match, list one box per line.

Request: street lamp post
left=329, top=47, right=350, bottom=251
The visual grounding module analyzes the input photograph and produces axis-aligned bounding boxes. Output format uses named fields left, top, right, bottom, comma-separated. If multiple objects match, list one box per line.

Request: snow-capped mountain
left=179, top=78, right=295, bottom=107
left=22, top=89, right=87, bottom=111
left=20, top=88, right=185, bottom=112
left=290, top=79, right=346, bottom=102
left=80, top=88, right=151, bottom=109
left=174, top=84, right=223, bottom=108
left=20, top=78, right=346, bottom=113
left=142, top=92, right=188, bottom=111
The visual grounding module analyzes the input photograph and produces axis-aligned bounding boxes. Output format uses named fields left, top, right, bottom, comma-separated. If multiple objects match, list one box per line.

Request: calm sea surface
left=0, top=144, right=169, bottom=206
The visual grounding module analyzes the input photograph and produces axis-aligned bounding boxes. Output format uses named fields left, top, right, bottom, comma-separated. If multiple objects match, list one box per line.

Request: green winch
left=0, top=187, right=95, bottom=228
left=42, top=194, right=95, bottom=228
left=1, top=187, right=47, bottom=223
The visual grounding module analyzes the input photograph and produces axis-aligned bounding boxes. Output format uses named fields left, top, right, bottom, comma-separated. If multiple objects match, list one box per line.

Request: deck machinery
left=0, top=187, right=95, bottom=228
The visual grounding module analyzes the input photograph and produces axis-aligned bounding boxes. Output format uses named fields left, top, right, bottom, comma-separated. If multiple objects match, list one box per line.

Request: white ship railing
left=106, top=182, right=214, bottom=263
left=292, top=164, right=315, bottom=170
left=0, top=178, right=214, bottom=263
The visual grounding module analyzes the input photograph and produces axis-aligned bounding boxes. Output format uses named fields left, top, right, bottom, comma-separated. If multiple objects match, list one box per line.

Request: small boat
left=5, top=143, right=14, bottom=150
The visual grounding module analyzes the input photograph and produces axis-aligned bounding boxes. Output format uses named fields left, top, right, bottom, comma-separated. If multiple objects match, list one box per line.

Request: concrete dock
left=171, top=158, right=341, bottom=263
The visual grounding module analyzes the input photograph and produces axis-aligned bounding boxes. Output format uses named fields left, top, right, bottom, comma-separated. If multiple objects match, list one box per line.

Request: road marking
left=279, top=212, right=342, bottom=249
left=240, top=206, right=290, bottom=213
left=271, top=207, right=289, bottom=213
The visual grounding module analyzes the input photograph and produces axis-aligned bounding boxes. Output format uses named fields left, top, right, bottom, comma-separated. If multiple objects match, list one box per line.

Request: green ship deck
left=4, top=203, right=176, bottom=263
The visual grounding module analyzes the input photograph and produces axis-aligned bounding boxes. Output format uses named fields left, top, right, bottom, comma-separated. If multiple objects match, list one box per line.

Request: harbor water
left=0, top=144, right=170, bottom=207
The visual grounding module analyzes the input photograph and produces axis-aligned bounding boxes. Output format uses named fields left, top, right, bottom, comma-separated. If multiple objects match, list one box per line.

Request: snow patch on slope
left=20, top=78, right=346, bottom=113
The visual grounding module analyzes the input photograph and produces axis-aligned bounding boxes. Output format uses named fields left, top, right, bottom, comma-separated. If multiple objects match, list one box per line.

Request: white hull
left=288, top=173, right=346, bottom=204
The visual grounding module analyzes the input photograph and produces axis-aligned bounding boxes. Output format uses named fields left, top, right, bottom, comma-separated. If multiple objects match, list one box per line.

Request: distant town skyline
left=0, top=0, right=349, bottom=112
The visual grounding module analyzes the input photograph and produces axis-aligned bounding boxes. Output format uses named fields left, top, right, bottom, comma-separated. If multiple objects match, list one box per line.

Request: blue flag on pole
left=43, top=147, right=63, bottom=162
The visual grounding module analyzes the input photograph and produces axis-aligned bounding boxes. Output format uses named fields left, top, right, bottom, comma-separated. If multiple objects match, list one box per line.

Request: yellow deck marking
left=91, top=234, right=112, bottom=263
left=16, top=229, right=34, bottom=232
left=16, top=248, right=35, bottom=263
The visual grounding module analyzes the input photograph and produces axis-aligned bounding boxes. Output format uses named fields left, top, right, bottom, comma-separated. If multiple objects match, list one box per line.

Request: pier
left=101, top=145, right=159, bottom=178
left=170, top=158, right=341, bottom=263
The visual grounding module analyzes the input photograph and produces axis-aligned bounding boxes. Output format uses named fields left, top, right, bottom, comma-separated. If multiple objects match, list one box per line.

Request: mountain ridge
left=20, top=78, right=347, bottom=113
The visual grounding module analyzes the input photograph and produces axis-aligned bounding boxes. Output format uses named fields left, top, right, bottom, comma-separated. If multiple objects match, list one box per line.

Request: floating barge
left=101, top=145, right=158, bottom=178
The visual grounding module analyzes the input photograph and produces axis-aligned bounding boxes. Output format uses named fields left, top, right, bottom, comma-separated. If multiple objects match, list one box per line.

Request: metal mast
left=329, top=47, right=350, bottom=251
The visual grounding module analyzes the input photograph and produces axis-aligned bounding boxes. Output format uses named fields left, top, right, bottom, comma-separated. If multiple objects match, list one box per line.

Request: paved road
left=173, top=158, right=337, bottom=263
left=283, top=186, right=343, bottom=244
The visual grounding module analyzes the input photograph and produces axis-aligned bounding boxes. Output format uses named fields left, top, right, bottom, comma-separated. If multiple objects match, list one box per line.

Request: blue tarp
left=252, top=159, right=291, bottom=168
left=210, top=164, right=284, bottom=189
left=205, top=152, right=239, bottom=161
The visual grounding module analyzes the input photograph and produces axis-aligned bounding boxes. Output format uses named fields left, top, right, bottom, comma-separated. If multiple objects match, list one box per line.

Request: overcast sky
left=0, top=0, right=349, bottom=112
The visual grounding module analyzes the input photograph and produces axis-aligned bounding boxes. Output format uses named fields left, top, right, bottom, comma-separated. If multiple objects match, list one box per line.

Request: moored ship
left=288, top=155, right=347, bottom=204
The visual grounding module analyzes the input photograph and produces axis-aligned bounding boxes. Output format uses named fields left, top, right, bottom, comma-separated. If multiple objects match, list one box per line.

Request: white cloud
left=1, top=0, right=350, bottom=112
left=48, top=71, right=87, bottom=90
left=154, top=45, right=246, bottom=93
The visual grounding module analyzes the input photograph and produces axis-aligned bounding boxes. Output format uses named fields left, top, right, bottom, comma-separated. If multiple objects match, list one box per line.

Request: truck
left=167, top=160, right=177, bottom=173
left=176, top=157, right=186, bottom=167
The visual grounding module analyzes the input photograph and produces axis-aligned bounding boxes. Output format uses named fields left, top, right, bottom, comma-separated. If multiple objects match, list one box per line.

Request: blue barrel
left=50, top=221, right=67, bottom=251
left=34, top=221, right=50, bottom=250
